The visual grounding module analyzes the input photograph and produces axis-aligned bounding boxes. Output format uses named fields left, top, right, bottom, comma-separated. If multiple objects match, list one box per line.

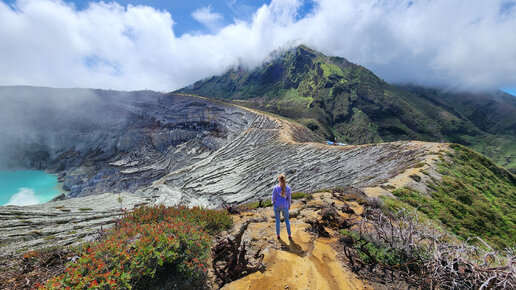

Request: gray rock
left=0, top=192, right=147, bottom=257
left=0, top=88, right=255, bottom=197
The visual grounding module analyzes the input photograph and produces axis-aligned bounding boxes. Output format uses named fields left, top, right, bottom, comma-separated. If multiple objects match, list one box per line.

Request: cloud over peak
left=0, top=0, right=515, bottom=91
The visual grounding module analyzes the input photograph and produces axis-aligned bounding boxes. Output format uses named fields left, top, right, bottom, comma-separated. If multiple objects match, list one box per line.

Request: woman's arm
left=271, top=187, right=276, bottom=205
left=287, top=187, right=291, bottom=208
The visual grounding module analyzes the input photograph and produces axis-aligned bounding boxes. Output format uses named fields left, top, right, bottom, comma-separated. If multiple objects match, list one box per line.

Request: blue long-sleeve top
left=271, top=185, right=291, bottom=208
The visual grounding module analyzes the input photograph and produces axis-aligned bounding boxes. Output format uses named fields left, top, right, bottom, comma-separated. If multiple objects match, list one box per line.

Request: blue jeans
left=274, top=205, right=291, bottom=236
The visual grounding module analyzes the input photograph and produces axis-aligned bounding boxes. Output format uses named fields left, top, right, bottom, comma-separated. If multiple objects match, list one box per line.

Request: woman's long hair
left=279, top=174, right=286, bottom=198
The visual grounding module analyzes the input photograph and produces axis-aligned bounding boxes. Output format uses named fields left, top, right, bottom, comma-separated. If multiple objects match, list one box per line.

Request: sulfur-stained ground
left=215, top=192, right=373, bottom=290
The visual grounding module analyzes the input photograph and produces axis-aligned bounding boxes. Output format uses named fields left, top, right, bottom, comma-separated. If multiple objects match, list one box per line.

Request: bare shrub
left=212, top=237, right=264, bottom=286
left=341, top=208, right=515, bottom=289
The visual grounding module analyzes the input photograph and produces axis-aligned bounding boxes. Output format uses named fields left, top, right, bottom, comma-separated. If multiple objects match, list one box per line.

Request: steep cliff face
left=0, top=87, right=256, bottom=197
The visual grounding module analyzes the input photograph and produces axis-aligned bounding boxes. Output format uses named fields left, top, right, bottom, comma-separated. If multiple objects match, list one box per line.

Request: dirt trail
left=218, top=191, right=373, bottom=290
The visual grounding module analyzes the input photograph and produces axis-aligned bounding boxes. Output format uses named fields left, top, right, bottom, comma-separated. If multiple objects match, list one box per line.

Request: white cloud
left=191, top=5, right=223, bottom=32
left=6, top=188, right=39, bottom=206
left=0, top=0, right=515, bottom=91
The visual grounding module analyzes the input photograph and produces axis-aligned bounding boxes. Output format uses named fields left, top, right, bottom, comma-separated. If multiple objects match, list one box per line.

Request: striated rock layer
left=142, top=104, right=437, bottom=208
left=0, top=192, right=147, bottom=257
left=0, top=87, right=256, bottom=197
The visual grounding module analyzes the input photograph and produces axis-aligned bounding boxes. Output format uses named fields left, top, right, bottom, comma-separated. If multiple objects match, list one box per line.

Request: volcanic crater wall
left=0, top=88, right=256, bottom=197
left=143, top=110, right=434, bottom=207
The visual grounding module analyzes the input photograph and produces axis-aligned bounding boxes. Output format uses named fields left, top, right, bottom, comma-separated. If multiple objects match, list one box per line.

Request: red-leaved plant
left=41, top=205, right=232, bottom=289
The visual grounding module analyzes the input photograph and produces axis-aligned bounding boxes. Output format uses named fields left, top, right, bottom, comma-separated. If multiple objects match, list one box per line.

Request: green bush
left=124, top=205, right=232, bottom=235
left=41, top=205, right=232, bottom=289
left=291, top=192, right=313, bottom=200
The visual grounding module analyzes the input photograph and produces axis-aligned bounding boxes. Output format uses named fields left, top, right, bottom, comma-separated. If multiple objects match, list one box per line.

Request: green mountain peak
left=179, top=45, right=516, bottom=172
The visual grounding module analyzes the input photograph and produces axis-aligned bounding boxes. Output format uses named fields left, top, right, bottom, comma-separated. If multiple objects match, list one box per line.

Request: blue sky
left=503, top=88, right=516, bottom=96
left=67, top=0, right=269, bottom=35
left=3, top=0, right=315, bottom=35
left=0, top=0, right=515, bottom=92
left=1, top=0, right=265, bottom=35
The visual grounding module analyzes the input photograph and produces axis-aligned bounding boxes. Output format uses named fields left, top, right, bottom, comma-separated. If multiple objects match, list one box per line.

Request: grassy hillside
left=399, top=85, right=516, bottom=172
left=179, top=46, right=516, bottom=172
left=385, top=144, right=516, bottom=249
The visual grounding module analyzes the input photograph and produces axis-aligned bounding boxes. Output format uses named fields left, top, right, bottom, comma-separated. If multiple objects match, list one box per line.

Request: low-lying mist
left=0, top=86, right=136, bottom=170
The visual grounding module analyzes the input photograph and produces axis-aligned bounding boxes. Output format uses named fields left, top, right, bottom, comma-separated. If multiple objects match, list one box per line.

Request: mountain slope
left=179, top=46, right=516, bottom=172
left=398, top=85, right=516, bottom=172
left=1, top=89, right=514, bottom=290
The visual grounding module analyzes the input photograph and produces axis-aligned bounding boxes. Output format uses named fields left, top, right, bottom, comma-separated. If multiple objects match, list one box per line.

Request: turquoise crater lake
left=0, top=170, right=64, bottom=206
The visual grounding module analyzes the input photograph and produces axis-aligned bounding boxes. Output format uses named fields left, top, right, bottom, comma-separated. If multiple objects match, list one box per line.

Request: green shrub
left=123, top=205, right=232, bottom=235
left=240, top=199, right=273, bottom=210
left=291, top=192, right=313, bottom=200
left=41, top=205, right=232, bottom=289
left=339, top=229, right=358, bottom=240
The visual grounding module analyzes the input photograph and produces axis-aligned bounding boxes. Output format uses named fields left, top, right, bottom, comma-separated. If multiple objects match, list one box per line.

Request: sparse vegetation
left=180, top=45, right=516, bottom=172
left=340, top=207, right=515, bottom=289
left=414, top=162, right=425, bottom=168
left=340, top=193, right=368, bottom=205
left=42, top=235, right=56, bottom=241
left=291, top=192, right=313, bottom=200
left=239, top=192, right=313, bottom=210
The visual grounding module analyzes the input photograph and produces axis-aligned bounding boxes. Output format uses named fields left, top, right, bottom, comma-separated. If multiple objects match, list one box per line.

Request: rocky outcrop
left=0, top=192, right=148, bottom=257
left=212, top=191, right=373, bottom=290
left=142, top=109, right=440, bottom=207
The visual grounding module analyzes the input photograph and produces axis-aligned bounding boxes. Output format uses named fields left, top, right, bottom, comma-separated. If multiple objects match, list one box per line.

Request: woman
left=271, top=174, right=292, bottom=240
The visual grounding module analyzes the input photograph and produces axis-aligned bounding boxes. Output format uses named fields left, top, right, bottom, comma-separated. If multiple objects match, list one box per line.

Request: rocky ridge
left=144, top=102, right=444, bottom=207
left=179, top=45, right=516, bottom=172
